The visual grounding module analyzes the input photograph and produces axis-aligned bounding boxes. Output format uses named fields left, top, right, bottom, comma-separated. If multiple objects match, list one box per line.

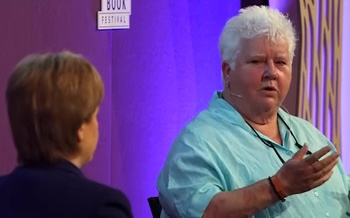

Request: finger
left=292, top=144, right=309, bottom=160
left=311, top=154, right=339, bottom=179
left=312, top=168, right=334, bottom=189
left=316, top=152, right=339, bottom=169
left=304, top=146, right=332, bottom=164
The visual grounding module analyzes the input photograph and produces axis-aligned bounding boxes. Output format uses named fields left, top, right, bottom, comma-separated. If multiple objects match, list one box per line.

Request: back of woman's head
left=219, top=5, right=296, bottom=69
left=6, top=51, right=104, bottom=164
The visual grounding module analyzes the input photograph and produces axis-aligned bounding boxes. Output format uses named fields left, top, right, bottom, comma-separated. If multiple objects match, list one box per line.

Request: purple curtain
left=0, top=0, right=240, bottom=217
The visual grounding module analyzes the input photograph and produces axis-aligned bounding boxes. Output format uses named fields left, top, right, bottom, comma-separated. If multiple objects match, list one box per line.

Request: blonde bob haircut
left=6, top=51, right=104, bottom=164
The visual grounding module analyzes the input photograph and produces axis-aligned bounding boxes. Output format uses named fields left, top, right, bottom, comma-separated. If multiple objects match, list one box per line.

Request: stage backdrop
left=0, top=1, right=349, bottom=217
left=0, top=0, right=239, bottom=217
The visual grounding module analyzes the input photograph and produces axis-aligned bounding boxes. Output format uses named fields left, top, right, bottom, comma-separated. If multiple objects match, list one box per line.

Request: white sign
left=98, top=0, right=132, bottom=30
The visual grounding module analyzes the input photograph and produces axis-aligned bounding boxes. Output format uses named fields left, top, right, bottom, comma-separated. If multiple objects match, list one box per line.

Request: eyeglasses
left=244, top=114, right=312, bottom=164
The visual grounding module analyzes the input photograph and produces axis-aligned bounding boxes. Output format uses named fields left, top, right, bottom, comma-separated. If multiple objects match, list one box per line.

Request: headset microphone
left=229, top=92, right=242, bottom=98
left=226, top=78, right=242, bottom=98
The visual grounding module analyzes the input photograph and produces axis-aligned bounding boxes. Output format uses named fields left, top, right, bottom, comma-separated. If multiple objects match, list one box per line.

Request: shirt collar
left=208, top=91, right=293, bottom=142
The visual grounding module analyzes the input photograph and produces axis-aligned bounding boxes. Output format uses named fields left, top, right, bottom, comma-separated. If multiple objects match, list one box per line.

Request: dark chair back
left=147, top=196, right=162, bottom=218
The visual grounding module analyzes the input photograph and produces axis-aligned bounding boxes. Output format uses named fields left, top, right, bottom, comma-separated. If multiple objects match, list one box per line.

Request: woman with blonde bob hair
left=0, top=51, right=132, bottom=218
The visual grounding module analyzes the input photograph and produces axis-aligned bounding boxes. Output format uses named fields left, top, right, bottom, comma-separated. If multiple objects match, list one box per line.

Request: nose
left=263, top=61, right=278, bottom=80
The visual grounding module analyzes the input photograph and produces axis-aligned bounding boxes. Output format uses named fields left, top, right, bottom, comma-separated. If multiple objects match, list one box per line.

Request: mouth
left=261, top=86, right=277, bottom=92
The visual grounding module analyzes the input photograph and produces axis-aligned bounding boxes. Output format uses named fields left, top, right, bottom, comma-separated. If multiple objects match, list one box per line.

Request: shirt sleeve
left=157, top=127, right=223, bottom=218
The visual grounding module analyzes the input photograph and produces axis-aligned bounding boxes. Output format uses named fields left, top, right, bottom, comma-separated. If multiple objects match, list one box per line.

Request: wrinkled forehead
left=239, top=36, right=290, bottom=56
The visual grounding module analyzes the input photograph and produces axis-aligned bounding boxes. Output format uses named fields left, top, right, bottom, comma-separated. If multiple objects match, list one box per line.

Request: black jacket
left=0, top=160, right=132, bottom=218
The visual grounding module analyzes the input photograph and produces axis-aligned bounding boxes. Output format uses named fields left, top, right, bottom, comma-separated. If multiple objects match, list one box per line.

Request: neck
left=222, top=90, right=282, bottom=144
left=241, top=109, right=277, bottom=126
left=65, top=156, right=87, bottom=169
left=222, top=90, right=279, bottom=125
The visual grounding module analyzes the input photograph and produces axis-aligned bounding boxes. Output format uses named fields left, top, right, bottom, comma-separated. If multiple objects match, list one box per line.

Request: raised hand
left=274, top=144, right=339, bottom=197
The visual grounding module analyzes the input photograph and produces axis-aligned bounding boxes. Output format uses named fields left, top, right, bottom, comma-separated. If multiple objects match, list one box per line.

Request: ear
left=77, top=124, right=85, bottom=143
left=222, top=61, right=231, bottom=81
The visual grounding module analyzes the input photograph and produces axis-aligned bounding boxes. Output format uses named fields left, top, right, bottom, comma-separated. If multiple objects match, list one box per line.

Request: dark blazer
left=0, top=160, right=132, bottom=218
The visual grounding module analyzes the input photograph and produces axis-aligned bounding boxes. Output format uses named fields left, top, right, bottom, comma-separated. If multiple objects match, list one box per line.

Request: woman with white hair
left=157, top=6, right=349, bottom=218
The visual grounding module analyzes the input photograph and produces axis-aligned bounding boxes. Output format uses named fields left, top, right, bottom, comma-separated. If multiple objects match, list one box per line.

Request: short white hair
left=219, top=5, right=296, bottom=70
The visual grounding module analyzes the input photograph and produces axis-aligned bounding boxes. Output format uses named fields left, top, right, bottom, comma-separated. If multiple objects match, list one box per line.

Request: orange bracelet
left=268, top=176, right=287, bottom=202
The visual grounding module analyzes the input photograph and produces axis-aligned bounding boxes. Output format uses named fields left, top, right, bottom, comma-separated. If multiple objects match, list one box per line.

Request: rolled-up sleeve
left=157, top=127, right=223, bottom=218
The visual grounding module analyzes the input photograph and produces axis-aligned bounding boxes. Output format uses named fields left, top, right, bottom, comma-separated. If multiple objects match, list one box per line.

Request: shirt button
left=314, top=191, right=319, bottom=197
left=325, top=211, right=330, bottom=216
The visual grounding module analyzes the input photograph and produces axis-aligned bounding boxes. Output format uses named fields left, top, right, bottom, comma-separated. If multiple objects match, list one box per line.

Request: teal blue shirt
left=157, top=92, right=350, bottom=217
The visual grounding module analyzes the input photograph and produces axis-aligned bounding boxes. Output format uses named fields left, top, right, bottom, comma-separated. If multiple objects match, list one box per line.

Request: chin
left=258, top=102, right=280, bottom=112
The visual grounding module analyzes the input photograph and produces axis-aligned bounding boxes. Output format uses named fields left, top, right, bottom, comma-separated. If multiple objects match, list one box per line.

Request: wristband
left=268, top=176, right=287, bottom=202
